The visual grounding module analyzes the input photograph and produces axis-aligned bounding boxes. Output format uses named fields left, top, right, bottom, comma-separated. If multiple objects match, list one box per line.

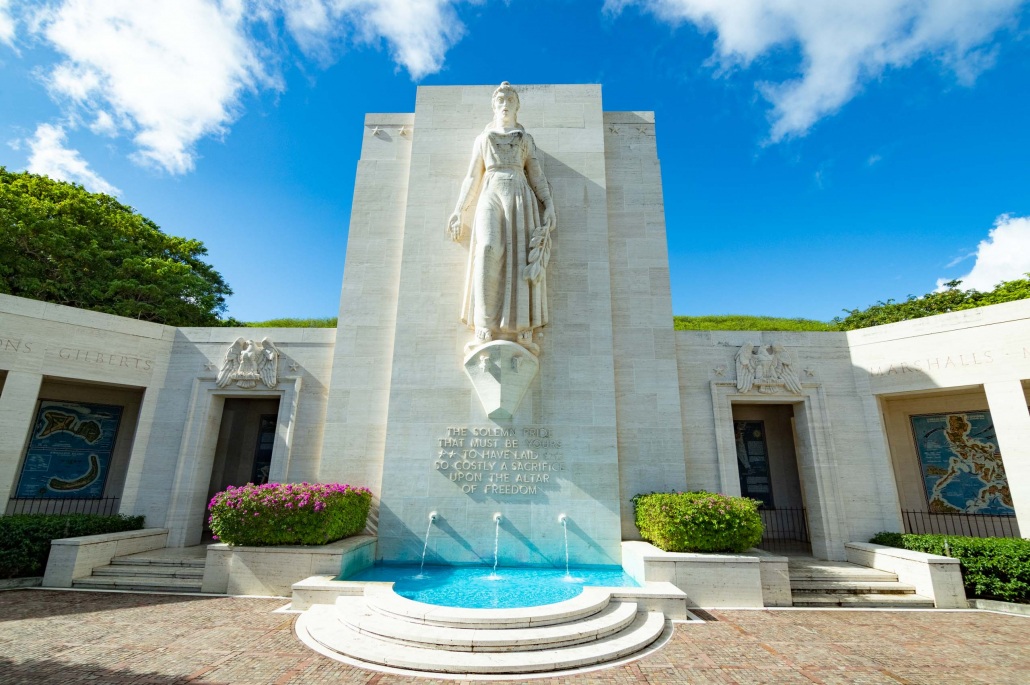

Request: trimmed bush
left=870, top=532, right=1030, bottom=603
left=633, top=491, right=764, bottom=553
left=208, top=482, right=372, bottom=547
left=0, top=513, right=145, bottom=578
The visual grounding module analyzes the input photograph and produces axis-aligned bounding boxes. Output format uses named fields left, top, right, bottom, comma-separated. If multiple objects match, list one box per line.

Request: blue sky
left=2, top=0, right=1029, bottom=323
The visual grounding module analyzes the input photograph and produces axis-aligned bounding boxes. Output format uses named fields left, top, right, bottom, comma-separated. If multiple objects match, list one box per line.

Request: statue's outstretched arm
left=448, top=138, right=485, bottom=241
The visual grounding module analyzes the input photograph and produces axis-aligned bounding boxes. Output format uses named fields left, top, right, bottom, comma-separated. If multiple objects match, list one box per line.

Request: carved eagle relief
left=216, top=338, right=279, bottom=389
left=735, top=343, right=803, bottom=394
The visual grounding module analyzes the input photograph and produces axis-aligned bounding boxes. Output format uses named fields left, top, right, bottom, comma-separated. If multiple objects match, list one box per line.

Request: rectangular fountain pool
left=341, top=564, right=640, bottom=609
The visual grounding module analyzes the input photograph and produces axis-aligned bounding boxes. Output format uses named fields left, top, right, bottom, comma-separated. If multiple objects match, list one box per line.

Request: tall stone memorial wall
left=321, top=84, right=688, bottom=566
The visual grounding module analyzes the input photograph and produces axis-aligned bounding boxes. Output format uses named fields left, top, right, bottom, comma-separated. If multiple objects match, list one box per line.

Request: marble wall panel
left=359, top=85, right=624, bottom=566
left=604, top=112, right=689, bottom=539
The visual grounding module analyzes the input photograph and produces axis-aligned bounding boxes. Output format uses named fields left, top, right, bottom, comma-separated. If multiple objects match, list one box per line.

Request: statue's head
left=492, top=81, right=520, bottom=120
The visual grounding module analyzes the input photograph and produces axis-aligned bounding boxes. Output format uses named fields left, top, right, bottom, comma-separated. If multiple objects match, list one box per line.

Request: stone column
left=118, top=387, right=161, bottom=515
left=984, top=380, right=1030, bottom=537
left=0, top=372, right=43, bottom=499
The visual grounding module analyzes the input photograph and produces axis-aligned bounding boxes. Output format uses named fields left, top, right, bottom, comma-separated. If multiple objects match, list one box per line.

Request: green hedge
left=208, top=482, right=372, bottom=546
left=633, top=491, right=764, bottom=553
left=870, top=532, right=1030, bottom=603
left=0, top=513, right=145, bottom=579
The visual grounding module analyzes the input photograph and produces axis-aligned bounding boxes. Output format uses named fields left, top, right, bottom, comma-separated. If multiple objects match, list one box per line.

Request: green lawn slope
left=244, top=317, right=338, bottom=328
left=673, top=315, right=836, bottom=332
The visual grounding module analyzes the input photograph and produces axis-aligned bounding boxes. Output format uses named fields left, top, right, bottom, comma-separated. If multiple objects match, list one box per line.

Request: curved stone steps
left=337, top=594, right=641, bottom=651
left=300, top=602, right=667, bottom=674
left=363, top=583, right=613, bottom=628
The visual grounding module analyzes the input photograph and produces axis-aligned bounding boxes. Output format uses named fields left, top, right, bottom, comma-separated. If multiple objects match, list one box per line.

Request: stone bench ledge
left=845, top=541, right=966, bottom=608
left=206, top=534, right=375, bottom=556
left=50, top=527, right=168, bottom=546
left=623, top=541, right=761, bottom=564
left=845, top=542, right=960, bottom=565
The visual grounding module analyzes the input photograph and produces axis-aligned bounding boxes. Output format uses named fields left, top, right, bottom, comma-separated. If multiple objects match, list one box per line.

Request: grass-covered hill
left=244, top=317, right=337, bottom=328
left=243, top=275, right=1030, bottom=331
left=673, top=315, right=835, bottom=332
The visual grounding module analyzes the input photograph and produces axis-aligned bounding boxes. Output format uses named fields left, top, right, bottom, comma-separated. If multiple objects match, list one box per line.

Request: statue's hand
left=542, top=205, right=556, bottom=232
left=447, top=212, right=463, bottom=241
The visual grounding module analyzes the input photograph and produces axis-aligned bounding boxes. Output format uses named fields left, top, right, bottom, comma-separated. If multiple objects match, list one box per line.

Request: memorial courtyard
left=1, top=589, right=1028, bottom=684
left=2, top=81, right=1029, bottom=679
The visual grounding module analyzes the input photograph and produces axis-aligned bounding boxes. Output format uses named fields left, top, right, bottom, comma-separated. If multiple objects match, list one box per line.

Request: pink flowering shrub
left=208, top=482, right=372, bottom=546
left=632, top=491, right=763, bottom=553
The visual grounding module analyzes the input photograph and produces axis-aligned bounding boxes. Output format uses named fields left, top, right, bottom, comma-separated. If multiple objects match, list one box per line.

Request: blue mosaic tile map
left=911, top=412, right=1013, bottom=516
left=15, top=400, right=122, bottom=499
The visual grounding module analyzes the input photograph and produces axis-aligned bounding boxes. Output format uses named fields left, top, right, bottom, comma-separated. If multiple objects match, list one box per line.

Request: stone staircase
left=789, top=557, right=935, bottom=608
left=72, top=548, right=206, bottom=593
left=297, top=584, right=669, bottom=675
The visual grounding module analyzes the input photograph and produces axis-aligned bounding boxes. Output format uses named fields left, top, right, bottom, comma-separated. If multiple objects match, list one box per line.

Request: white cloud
left=0, top=0, right=15, bottom=47
left=89, top=110, right=119, bottom=137
left=34, top=0, right=273, bottom=174
left=26, top=123, right=121, bottom=196
left=278, top=0, right=465, bottom=77
left=606, top=0, right=1025, bottom=141
left=15, top=0, right=465, bottom=175
left=938, top=215, right=1030, bottom=291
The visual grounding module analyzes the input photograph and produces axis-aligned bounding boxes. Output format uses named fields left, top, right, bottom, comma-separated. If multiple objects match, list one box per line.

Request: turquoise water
left=342, top=564, right=639, bottom=609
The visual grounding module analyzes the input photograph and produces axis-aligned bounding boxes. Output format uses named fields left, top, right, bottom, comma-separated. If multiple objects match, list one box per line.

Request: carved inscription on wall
left=0, top=337, right=33, bottom=354
left=868, top=350, right=994, bottom=377
left=2, top=337, right=155, bottom=372
left=434, top=426, right=564, bottom=496
left=52, top=346, right=154, bottom=371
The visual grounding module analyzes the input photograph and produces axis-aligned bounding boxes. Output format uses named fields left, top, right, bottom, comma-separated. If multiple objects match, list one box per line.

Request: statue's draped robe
left=461, top=128, right=549, bottom=337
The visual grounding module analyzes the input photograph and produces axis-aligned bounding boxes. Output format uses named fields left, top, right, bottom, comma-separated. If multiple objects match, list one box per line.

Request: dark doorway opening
left=732, top=404, right=811, bottom=554
left=203, top=397, right=281, bottom=537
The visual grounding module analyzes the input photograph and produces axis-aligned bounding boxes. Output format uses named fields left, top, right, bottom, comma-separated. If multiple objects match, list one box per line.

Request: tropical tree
left=834, top=276, right=1030, bottom=330
left=0, top=168, right=234, bottom=326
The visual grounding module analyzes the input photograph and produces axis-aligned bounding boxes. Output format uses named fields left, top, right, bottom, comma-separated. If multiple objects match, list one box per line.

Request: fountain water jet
left=490, top=513, right=503, bottom=578
left=417, top=511, right=437, bottom=578
left=558, top=514, right=570, bottom=577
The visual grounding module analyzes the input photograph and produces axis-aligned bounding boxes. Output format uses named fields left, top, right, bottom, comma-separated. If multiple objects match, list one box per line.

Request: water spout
left=491, top=513, right=503, bottom=576
left=559, top=514, right=570, bottom=577
left=417, top=511, right=438, bottom=578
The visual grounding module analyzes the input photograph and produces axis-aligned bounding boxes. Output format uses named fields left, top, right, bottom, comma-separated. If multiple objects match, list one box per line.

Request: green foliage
left=674, top=315, right=835, bottom=332
left=245, top=317, right=337, bottom=328
left=870, top=532, right=1030, bottom=603
left=0, top=513, right=144, bottom=578
left=0, top=167, right=235, bottom=326
left=632, top=491, right=764, bottom=553
left=835, top=276, right=1030, bottom=330
left=868, top=531, right=904, bottom=548
left=208, top=482, right=372, bottom=546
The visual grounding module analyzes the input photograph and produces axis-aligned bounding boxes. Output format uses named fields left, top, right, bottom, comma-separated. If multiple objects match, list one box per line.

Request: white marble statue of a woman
left=448, top=82, right=556, bottom=356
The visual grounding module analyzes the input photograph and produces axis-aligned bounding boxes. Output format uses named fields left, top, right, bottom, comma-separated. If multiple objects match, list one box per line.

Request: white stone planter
left=622, top=540, right=788, bottom=607
left=201, top=534, right=376, bottom=596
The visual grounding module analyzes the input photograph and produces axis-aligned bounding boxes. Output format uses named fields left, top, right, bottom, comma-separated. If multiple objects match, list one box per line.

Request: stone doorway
left=731, top=404, right=811, bottom=554
left=202, top=397, right=281, bottom=537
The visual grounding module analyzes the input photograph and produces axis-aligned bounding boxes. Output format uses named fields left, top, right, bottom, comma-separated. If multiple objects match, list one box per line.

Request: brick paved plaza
left=0, top=589, right=1027, bottom=684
